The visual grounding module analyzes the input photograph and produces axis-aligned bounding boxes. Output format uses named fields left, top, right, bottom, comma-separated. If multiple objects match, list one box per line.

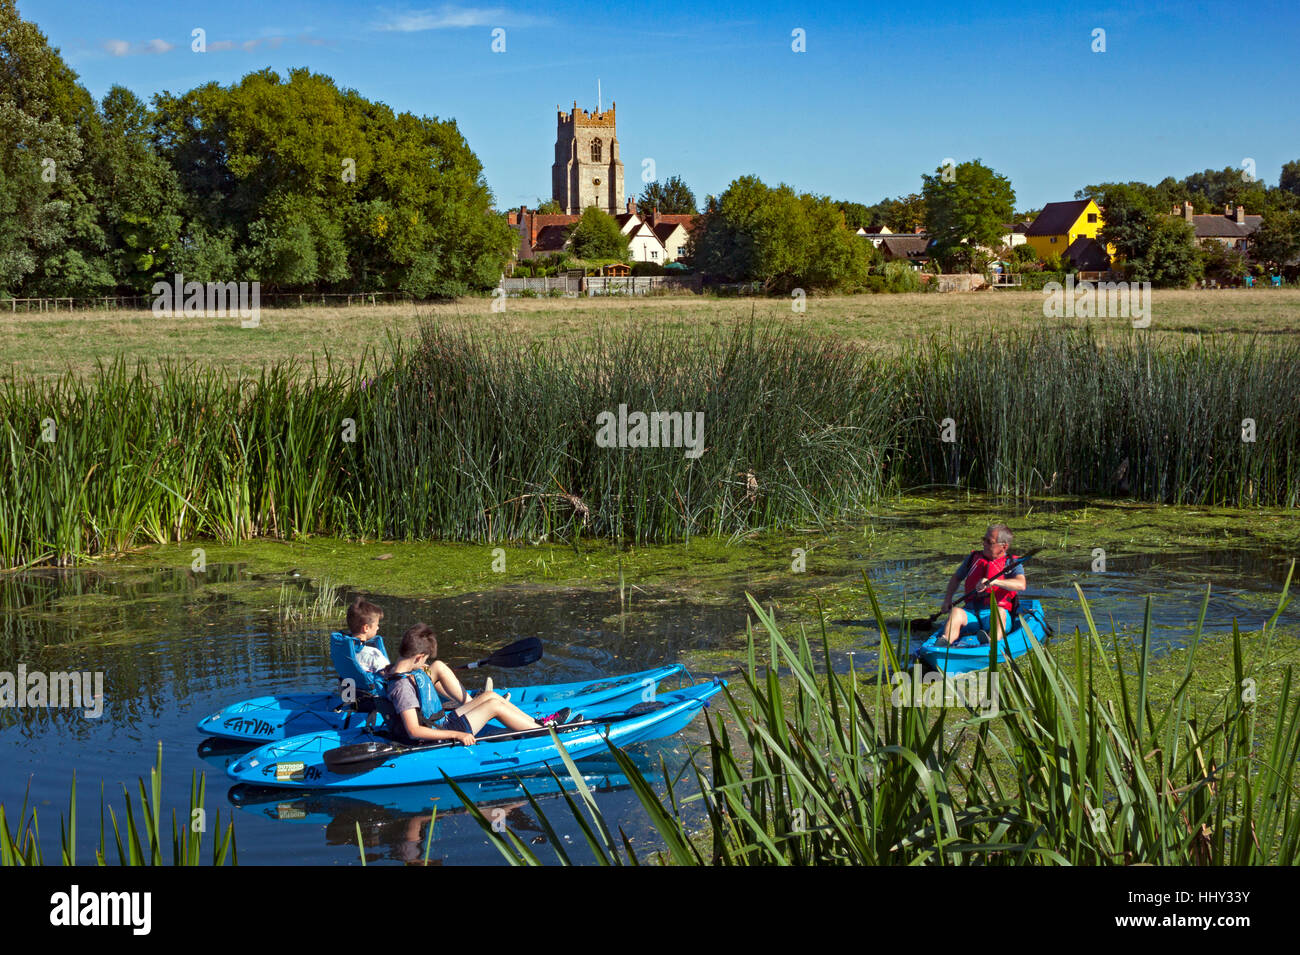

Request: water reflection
left=223, top=755, right=643, bottom=865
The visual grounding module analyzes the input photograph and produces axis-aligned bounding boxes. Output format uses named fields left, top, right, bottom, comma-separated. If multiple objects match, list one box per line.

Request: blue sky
left=20, top=0, right=1300, bottom=211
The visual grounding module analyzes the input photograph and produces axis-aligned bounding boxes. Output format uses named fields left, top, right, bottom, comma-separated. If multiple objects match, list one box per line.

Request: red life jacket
left=964, top=550, right=1019, bottom=612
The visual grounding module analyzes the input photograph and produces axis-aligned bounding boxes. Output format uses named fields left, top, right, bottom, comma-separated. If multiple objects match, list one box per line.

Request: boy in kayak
left=348, top=598, right=391, bottom=673
left=383, top=624, right=571, bottom=746
left=937, top=524, right=1026, bottom=646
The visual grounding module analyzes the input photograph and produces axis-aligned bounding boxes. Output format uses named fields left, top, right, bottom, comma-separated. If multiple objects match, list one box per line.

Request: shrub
left=883, top=261, right=922, bottom=293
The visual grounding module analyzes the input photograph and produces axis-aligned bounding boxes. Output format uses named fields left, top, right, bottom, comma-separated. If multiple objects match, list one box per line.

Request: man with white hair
left=937, top=524, right=1026, bottom=646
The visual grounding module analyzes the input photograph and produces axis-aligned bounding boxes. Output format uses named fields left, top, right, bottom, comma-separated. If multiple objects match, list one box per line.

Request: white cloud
left=101, top=38, right=173, bottom=56
left=373, top=5, right=544, bottom=32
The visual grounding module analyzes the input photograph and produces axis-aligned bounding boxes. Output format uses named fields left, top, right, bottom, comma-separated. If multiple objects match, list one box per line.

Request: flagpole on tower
left=598, top=79, right=602, bottom=113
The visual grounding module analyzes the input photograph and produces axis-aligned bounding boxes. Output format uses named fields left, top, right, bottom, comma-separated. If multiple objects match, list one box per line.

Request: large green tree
left=921, top=160, right=1015, bottom=270
left=1132, top=217, right=1202, bottom=287
left=568, top=206, right=630, bottom=260
left=1, top=1, right=189, bottom=296
left=0, top=0, right=99, bottom=295
left=883, top=193, right=928, bottom=233
left=1096, top=183, right=1161, bottom=263
left=1181, top=166, right=1268, bottom=213
left=689, top=175, right=870, bottom=292
left=638, top=175, right=697, bottom=215
left=151, top=67, right=515, bottom=295
left=1281, top=160, right=1300, bottom=198
left=1250, top=210, right=1300, bottom=272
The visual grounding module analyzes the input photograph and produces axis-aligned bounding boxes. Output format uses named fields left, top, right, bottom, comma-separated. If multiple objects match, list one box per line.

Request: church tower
left=552, top=101, right=624, bottom=215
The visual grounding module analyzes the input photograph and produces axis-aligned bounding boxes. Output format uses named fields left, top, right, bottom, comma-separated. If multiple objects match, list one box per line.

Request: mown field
left=3, top=288, right=1298, bottom=379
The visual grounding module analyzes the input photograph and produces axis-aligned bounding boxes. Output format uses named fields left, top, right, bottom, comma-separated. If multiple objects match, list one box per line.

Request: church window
left=591, top=138, right=602, bottom=162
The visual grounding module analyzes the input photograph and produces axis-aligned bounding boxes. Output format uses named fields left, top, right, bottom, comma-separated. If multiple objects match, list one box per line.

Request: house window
left=651, top=250, right=658, bottom=260
left=1088, top=213, right=1097, bottom=223
left=591, top=138, right=602, bottom=162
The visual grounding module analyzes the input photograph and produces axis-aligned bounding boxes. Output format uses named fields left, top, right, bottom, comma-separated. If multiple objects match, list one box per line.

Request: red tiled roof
left=653, top=213, right=700, bottom=233
left=531, top=224, right=572, bottom=253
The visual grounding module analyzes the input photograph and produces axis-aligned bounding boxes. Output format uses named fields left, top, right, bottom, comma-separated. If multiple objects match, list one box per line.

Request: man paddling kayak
left=937, top=524, right=1026, bottom=646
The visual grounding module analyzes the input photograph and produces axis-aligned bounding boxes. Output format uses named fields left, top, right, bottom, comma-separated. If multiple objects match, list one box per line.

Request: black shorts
left=439, top=709, right=473, bottom=734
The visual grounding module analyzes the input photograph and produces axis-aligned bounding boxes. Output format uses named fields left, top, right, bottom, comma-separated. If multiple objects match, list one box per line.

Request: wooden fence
left=2, top=291, right=418, bottom=313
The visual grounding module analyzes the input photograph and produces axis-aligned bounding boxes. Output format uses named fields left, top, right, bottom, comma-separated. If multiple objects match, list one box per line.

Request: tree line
left=0, top=1, right=515, bottom=299
left=5, top=0, right=1298, bottom=300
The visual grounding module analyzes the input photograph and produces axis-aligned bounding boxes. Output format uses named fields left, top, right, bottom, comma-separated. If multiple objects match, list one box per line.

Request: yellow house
left=1025, top=199, right=1112, bottom=269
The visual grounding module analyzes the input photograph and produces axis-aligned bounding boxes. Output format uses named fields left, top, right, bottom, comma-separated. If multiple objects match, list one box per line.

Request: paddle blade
left=461, top=636, right=543, bottom=670
left=323, top=740, right=404, bottom=776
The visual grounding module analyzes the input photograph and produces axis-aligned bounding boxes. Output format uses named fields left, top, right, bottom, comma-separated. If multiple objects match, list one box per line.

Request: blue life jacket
left=329, top=631, right=389, bottom=699
left=381, top=668, right=450, bottom=744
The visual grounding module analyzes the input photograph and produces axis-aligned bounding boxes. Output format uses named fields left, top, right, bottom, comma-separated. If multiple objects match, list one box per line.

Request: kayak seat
left=330, top=632, right=389, bottom=705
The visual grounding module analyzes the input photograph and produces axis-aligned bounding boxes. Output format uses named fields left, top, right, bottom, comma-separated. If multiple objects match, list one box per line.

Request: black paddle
left=454, top=636, right=542, bottom=670
left=906, top=550, right=1039, bottom=634
left=323, top=701, right=669, bottom=776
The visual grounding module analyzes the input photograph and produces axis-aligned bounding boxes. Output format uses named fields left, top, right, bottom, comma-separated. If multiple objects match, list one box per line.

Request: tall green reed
left=0, top=743, right=237, bottom=865
left=901, top=328, right=1300, bottom=505
left=3, top=323, right=1300, bottom=569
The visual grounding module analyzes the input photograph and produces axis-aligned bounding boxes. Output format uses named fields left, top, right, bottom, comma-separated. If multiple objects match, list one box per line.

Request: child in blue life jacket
left=937, top=523, right=1026, bottom=646
left=382, top=623, right=570, bottom=745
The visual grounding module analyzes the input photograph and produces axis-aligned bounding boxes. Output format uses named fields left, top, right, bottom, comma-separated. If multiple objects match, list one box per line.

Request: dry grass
left=3, top=288, right=1298, bottom=379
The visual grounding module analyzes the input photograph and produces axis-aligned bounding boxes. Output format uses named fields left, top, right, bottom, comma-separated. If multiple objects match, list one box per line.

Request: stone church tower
left=552, top=102, right=624, bottom=215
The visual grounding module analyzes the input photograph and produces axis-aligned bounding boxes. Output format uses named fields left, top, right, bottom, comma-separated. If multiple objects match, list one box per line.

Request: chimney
left=507, top=211, right=518, bottom=225
left=651, top=205, right=659, bottom=227
left=1183, top=201, right=1194, bottom=222
left=1235, top=204, right=1246, bottom=225
left=627, top=198, right=636, bottom=215
left=1224, top=203, right=1232, bottom=216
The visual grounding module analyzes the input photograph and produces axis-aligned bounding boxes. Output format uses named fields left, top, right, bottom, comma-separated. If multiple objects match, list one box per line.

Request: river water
left=1, top=538, right=1295, bottom=865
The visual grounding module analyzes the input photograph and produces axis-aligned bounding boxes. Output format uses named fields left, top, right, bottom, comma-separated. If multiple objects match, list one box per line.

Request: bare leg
left=453, top=690, right=541, bottom=734
left=940, top=607, right=966, bottom=645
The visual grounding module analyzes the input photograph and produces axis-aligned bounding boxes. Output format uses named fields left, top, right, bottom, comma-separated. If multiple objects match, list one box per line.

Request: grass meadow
left=3, top=289, right=1298, bottom=380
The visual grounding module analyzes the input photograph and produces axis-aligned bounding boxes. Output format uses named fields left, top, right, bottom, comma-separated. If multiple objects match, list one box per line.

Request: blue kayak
left=226, top=680, right=724, bottom=789
left=198, top=663, right=686, bottom=743
left=913, top=599, right=1050, bottom=674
